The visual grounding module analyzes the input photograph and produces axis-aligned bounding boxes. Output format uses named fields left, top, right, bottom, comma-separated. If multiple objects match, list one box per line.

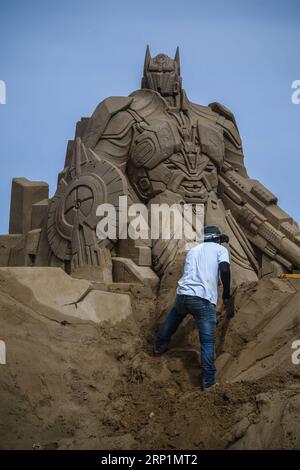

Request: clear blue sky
left=0, top=0, right=299, bottom=233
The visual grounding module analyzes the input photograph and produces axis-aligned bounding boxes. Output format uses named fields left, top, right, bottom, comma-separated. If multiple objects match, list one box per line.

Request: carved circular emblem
left=63, top=182, right=98, bottom=225
left=47, top=147, right=128, bottom=262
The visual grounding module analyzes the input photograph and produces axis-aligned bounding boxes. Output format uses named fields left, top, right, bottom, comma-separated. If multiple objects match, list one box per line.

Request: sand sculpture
left=1, top=47, right=300, bottom=286
left=1, top=48, right=300, bottom=451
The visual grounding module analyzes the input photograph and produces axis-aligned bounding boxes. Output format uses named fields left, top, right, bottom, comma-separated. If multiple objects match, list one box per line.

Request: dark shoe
left=153, top=345, right=168, bottom=356
left=202, top=382, right=219, bottom=391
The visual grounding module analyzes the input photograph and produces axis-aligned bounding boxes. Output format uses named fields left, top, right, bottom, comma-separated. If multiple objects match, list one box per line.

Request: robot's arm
left=209, top=101, right=248, bottom=177
left=82, top=96, right=136, bottom=168
left=61, top=97, right=135, bottom=178
left=219, top=166, right=300, bottom=271
left=49, top=98, right=138, bottom=276
left=83, top=96, right=133, bottom=149
left=210, top=101, right=300, bottom=272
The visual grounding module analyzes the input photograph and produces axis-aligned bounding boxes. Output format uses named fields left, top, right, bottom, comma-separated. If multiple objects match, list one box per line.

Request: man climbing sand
left=154, top=225, right=231, bottom=390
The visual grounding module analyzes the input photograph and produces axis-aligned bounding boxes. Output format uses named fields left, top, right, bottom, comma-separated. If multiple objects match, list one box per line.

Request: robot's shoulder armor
left=129, top=89, right=168, bottom=118
left=208, top=101, right=241, bottom=148
left=101, top=109, right=136, bottom=139
left=83, top=96, right=133, bottom=149
left=209, top=102, right=237, bottom=125
left=189, top=101, right=214, bottom=117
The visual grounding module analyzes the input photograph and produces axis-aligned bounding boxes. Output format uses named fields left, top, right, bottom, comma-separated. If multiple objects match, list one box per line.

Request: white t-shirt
left=176, top=242, right=230, bottom=305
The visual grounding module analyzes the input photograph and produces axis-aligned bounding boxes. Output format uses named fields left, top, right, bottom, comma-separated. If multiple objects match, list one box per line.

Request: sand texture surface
left=0, top=267, right=299, bottom=449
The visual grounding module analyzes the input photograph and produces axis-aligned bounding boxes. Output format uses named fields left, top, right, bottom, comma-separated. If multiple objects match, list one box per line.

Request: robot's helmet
left=141, top=46, right=182, bottom=96
left=204, top=225, right=229, bottom=244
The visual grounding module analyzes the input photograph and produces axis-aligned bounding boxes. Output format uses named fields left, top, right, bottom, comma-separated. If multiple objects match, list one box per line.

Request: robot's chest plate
left=130, top=119, right=179, bottom=169
left=128, top=110, right=224, bottom=202
left=130, top=112, right=224, bottom=174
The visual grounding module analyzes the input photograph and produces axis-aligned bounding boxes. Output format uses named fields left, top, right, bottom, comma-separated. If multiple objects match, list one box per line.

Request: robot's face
left=142, top=48, right=182, bottom=97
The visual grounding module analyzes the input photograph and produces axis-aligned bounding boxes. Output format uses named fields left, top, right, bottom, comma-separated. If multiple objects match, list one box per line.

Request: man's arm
left=219, top=261, right=231, bottom=300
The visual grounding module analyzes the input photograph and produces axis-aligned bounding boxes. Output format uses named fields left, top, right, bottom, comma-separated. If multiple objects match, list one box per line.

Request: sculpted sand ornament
left=2, top=47, right=300, bottom=286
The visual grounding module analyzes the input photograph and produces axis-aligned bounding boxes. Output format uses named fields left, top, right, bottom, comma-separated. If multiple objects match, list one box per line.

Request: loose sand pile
left=0, top=267, right=299, bottom=449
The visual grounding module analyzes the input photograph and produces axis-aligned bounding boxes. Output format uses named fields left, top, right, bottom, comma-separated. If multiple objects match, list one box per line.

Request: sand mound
left=0, top=268, right=299, bottom=449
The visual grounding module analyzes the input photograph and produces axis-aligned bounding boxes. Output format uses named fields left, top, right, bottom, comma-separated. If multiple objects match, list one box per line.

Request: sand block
left=9, top=178, right=49, bottom=234
left=0, top=234, right=22, bottom=266
left=0, top=267, right=132, bottom=324
left=112, top=257, right=159, bottom=289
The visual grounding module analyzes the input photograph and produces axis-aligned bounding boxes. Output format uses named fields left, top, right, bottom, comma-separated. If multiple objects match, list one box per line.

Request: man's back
left=177, top=242, right=229, bottom=305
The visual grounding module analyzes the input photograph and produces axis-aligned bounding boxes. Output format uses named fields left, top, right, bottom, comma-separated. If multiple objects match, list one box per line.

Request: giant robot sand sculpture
left=1, top=48, right=300, bottom=451
left=1, top=47, right=300, bottom=288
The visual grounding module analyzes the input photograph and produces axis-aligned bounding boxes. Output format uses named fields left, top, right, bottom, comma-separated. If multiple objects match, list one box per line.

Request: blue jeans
left=155, top=294, right=217, bottom=387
